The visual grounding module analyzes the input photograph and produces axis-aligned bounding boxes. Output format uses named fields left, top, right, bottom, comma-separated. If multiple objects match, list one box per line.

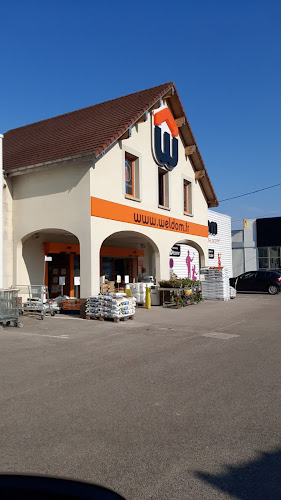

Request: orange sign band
left=91, top=197, right=208, bottom=238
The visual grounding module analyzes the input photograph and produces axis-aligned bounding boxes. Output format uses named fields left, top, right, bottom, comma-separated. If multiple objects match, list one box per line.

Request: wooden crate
left=62, top=300, right=80, bottom=311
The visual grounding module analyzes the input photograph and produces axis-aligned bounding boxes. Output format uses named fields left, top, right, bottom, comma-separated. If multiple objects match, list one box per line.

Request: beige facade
left=3, top=100, right=212, bottom=296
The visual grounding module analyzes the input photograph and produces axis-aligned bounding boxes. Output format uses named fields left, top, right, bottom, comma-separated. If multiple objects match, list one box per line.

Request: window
left=125, top=154, right=140, bottom=199
left=258, top=247, right=269, bottom=269
left=184, top=180, right=192, bottom=214
left=158, top=168, right=169, bottom=208
left=258, top=247, right=281, bottom=269
left=241, top=272, right=256, bottom=280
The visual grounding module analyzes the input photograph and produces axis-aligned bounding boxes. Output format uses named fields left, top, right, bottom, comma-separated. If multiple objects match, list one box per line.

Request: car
left=229, top=270, right=281, bottom=295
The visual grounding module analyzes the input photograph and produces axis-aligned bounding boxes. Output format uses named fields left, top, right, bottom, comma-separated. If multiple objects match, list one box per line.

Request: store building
left=232, top=217, right=281, bottom=276
left=2, top=83, right=218, bottom=296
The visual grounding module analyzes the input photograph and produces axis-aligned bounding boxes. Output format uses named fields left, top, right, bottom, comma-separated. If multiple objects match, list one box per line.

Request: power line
left=219, top=182, right=281, bottom=202
left=232, top=210, right=281, bottom=223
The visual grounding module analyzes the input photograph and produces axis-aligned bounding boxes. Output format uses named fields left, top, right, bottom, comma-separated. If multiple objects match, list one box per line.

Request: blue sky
left=1, top=0, right=281, bottom=229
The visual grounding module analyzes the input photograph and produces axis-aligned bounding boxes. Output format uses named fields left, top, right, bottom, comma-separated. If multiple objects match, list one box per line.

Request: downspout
left=0, top=134, right=3, bottom=288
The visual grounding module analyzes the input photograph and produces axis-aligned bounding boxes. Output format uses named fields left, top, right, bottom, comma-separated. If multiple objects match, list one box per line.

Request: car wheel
left=268, top=285, right=279, bottom=295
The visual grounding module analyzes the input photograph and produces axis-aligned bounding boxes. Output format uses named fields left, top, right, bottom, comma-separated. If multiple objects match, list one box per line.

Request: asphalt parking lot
left=1, top=294, right=281, bottom=499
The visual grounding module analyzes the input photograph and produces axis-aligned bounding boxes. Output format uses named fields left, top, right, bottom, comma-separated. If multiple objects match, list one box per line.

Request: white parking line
left=216, top=319, right=246, bottom=330
left=7, top=332, right=69, bottom=339
left=202, top=332, right=240, bottom=339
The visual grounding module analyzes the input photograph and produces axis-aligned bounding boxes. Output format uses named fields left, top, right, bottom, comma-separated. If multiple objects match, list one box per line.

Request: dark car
left=230, top=270, right=281, bottom=295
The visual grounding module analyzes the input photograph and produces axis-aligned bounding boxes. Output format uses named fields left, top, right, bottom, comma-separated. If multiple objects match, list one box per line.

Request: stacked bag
left=200, top=267, right=230, bottom=301
left=86, top=293, right=136, bottom=319
left=130, top=282, right=149, bottom=305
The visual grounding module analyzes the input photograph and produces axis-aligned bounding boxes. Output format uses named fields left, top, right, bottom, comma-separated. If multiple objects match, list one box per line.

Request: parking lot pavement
left=1, top=294, right=281, bottom=499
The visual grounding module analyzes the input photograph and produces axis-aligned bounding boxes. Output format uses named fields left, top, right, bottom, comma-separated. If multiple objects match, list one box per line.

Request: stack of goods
left=86, top=293, right=136, bottom=319
left=85, top=296, right=100, bottom=317
left=53, top=295, right=70, bottom=309
left=17, top=296, right=22, bottom=310
left=101, top=280, right=115, bottom=293
left=130, top=282, right=149, bottom=305
left=200, top=267, right=230, bottom=301
left=79, top=298, right=87, bottom=319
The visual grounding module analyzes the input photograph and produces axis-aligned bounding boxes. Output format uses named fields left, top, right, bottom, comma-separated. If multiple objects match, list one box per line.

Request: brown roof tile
left=4, top=83, right=172, bottom=171
left=3, top=82, right=218, bottom=206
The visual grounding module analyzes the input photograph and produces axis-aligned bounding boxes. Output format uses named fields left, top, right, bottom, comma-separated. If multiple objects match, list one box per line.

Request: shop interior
left=100, top=231, right=157, bottom=284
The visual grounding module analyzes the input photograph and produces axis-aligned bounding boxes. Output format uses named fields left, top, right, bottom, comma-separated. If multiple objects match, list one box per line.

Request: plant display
left=158, top=278, right=199, bottom=288
left=159, top=274, right=203, bottom=307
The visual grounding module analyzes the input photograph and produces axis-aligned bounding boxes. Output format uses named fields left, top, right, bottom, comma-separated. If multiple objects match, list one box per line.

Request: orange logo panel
left=153, top=108, right=178, bottom=137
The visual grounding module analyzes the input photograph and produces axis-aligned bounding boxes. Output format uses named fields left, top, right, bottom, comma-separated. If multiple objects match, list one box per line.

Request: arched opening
left=169, top=239, right=205, bottom=281
left=20, top=229, right=80, bottom=298
left=100, top=231, right=160, bottom=286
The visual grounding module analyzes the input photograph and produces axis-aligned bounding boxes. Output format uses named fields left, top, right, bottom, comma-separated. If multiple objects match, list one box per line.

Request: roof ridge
left=5, top=82, right=174, bottom=134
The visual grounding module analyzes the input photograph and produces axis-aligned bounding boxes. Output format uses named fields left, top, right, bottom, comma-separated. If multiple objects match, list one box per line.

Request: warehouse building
left=2, top=83, right=219, bottom=296
left=232, top=217, right=281, bottom=276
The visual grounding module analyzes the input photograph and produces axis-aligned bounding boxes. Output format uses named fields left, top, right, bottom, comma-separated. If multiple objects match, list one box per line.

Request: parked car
left=230, top=270, right=281, bottom=295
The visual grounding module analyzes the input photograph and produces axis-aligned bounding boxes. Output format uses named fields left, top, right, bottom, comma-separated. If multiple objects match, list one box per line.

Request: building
left=2, top=83, right=218, bottom=297
left=232, top=217, right=281, bottom=276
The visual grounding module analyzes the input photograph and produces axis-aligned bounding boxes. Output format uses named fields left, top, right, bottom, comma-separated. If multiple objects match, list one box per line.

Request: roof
left=3, top=82, right=218, bottom=207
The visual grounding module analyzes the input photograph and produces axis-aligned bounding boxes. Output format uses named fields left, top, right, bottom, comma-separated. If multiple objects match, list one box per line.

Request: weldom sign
left=152, top=106, right=179, bottom=171
left=208, top=220, right=218, bottom=235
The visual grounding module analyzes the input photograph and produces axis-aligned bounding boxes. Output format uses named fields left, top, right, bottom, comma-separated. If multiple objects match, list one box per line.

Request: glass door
left=270, top=247, right=280, bottom=269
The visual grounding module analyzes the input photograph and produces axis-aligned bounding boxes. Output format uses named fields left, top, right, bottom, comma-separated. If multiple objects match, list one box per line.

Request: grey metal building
left=232, top=217, right=281, bottom=276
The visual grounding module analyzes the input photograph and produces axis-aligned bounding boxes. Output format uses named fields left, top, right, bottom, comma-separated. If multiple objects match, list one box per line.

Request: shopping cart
left=14, top=285, right=56, bottom=320
left=0, top=288, right=23, bottom=329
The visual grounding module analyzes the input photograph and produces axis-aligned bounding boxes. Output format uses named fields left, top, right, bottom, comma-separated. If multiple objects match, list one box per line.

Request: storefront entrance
left=100, top=231, right=159, bottom=286
left=20, top=230, right=81, bottom=298
left=44, top=243, right=80, bottom=298
left=46, top=253, right=80, bottom=298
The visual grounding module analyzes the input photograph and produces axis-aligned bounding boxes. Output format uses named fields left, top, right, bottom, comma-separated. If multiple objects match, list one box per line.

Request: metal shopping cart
left=14, top=285, right=56, bottom=320
left=0, top=288, right=23, bottom=329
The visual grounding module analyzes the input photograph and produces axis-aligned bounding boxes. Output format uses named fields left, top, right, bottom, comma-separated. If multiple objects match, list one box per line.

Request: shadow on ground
left=195, top=448, right=281, bottom=499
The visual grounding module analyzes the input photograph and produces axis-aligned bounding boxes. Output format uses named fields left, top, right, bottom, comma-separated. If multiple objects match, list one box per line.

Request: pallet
left=86, top=315, right=134, bottom=323
left=61, top=309, right=80, bottom=315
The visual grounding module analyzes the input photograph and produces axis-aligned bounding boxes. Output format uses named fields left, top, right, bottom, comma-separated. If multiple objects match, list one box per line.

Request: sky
left=1, top=0, right=281, bottom=229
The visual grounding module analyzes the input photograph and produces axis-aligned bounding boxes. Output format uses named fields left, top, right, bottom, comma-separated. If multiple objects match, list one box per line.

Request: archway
left=100, top=230, right=160, bottom=286
left=169, top=239, right=205, bottom=281
left=20, top=228, right=80, bottom=298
